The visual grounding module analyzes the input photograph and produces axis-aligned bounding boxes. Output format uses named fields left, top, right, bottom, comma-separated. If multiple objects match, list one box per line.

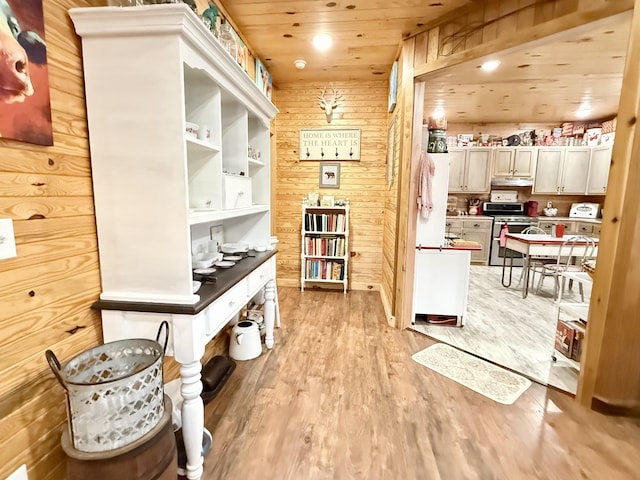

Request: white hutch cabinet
left=70, top=5, right=278, bottom=480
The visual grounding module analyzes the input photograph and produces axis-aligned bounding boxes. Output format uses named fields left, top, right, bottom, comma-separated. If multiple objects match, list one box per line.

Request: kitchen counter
left=417, top=242, right=482, bottom=251
left=446, top=215, right=493, bottom=219
left=537, top=216, right=602, bottom=223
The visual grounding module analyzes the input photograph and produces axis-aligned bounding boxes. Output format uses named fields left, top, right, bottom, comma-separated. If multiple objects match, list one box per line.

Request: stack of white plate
left=221, top=242, right=249, bottom=254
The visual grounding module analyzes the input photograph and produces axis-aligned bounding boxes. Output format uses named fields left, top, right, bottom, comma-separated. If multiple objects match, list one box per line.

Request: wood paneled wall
left=0, top=1, right=99, bottom=478
left=0, top=2, right=232, bottom=478
left=273, top=81, right=389, bottom=291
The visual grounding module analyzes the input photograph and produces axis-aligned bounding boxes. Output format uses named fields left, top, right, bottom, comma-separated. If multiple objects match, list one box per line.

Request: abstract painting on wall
left=0, top=0, right=52, bottom=146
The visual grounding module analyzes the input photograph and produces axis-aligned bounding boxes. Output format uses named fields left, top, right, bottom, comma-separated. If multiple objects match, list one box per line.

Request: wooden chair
left=535, top=235, right=597, bottom=300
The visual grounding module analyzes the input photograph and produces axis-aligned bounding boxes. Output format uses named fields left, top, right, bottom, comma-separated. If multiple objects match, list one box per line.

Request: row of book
left=304, top=236, right=346, bottom=257
left=304, top=213, right=346, bottom=233
left=304, top=259, right=345, bottom=281
left=555, top=319, right=586, bottom=362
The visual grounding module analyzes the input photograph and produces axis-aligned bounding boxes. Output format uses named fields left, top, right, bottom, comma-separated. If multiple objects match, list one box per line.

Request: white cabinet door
left=513, top=148, right=536, bottom=177
left=587, top=145, right=612, bottom=195
left=492, top=148, right=514, bottom=176
left=464, top=148, right=491, bottom=193
left=448, top=148, right=466, bottom=193
left=534, top=148, right=564, bottom=193
left=561, top=148, right=590, bottom=194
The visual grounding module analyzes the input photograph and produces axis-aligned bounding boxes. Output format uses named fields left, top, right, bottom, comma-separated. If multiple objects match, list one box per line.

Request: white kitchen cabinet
left=587, top=145, right=613, bottom=195
left=562, top=148, right=591, bottom=193
left=492, top=147, right=537, bottom=177
left=71, top=6, right=278, bottom=479
left=412, top=249, right=470, bottom=326
left=71, top=4, right=277, bottom=304
left=445, top=217, right=491, bottom=265
left=447, top=147, right=491, bottom=193
left=533, top=147, right=590, bottom=194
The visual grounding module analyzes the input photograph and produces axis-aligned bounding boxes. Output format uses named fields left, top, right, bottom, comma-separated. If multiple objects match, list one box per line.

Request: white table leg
left=264, top=279, right=276, bottom=348
left=180, top=360, right=204, bottom=480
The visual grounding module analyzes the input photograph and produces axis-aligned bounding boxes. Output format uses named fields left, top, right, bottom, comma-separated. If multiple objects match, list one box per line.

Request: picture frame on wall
left=388, top=60, right=398, bottom=113
left=319, top=163, right=340, bottom=189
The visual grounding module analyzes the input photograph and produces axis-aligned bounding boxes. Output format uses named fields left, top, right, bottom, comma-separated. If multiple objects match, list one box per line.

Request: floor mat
left=412, top=343, right=532, bottom=405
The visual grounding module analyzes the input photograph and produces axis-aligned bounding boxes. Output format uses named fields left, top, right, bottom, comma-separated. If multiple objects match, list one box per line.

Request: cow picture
left=0, top=0, right=52, bottom=146
left=319, top=163, right=340, bottom=188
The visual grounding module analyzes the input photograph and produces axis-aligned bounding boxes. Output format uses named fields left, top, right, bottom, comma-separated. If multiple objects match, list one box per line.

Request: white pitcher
left=229, top=321, right=262, bottom=361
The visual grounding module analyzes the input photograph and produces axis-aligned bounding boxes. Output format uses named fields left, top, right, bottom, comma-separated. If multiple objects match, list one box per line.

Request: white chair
left=535, top=235, right=596, bottom=300
left=517, top=226, right=555, bottom=289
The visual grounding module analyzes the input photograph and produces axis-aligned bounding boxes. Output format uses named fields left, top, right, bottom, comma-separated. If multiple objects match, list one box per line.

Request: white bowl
left=192, top=281, right=201, bottom=293
left=221, top=242, right=249, bottom=254
left=185, top=122, right=199, bottom=138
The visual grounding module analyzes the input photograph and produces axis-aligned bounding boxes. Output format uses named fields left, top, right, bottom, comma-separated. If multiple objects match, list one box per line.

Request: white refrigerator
left=412, top=151, right=470, bottom=326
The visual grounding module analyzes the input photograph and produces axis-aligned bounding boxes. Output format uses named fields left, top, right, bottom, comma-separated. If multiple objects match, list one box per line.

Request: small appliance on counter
left=569, top=202, right=600, bottom=219
left=525, top=200, right=539, bottom=216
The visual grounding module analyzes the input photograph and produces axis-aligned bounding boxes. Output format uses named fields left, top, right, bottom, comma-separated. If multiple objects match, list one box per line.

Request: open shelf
left=189, top=205, right=269, bottom=225
left=186, top=136, right=221, bottom=153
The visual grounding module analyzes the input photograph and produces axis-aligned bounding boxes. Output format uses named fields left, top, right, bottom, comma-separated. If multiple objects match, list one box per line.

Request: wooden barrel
left=62, top=395, right=177, bottom=480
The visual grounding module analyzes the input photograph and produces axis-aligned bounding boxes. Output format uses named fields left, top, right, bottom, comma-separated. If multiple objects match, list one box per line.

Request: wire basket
left=46, top=321, right=169, bottom=453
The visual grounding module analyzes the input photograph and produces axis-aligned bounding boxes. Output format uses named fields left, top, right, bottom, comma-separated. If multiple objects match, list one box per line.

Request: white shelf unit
left=300, top=201, right=349, bottom=293
left=70, top=4, right=278, bottom=305
left=552, top=271, right=592, bottom=369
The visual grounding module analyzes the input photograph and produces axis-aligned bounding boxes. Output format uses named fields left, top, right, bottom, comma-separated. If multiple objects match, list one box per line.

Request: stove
left=483, top=202, right=539, bottom=266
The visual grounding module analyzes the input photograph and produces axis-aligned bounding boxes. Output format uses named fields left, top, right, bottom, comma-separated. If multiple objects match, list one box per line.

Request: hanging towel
left=417, top=151, right=436, bottom=220
left=499, top=223, right=509, bottom=247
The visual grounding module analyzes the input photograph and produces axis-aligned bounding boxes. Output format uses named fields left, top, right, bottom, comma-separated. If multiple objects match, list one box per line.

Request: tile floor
left=410, top=264, right=591, bottom=394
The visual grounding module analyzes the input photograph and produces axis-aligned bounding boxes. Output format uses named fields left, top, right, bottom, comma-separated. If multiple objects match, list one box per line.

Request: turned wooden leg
left=180, top=361, right=204, bottom=480
left=264, top=279, right=276, bottom=349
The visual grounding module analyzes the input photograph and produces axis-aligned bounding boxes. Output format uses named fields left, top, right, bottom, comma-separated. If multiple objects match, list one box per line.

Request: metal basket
left=46, top=321, right=169, bottom=453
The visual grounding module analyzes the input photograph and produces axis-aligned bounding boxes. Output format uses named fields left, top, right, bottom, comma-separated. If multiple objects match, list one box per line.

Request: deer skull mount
left=317, top=87, right=342, bottom=123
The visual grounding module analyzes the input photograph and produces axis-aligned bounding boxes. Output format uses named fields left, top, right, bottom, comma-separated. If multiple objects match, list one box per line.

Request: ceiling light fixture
left=481, top=60, right=501, bottom=72
left=294, top=59, right=307, bottom=69
left=576, top=103, right=592, bottom=118
left=312, top=33, right=333, bottom=51
left=432, top=106, right=446, bottom=119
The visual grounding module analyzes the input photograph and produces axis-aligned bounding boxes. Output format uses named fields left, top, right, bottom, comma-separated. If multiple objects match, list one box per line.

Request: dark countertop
left=92, top=250, right=277, bottom=315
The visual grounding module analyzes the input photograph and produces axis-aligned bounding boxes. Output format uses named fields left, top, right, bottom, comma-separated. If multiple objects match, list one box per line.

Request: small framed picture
left=321, top=195, right=334, bottom=207
left=319, top=163, right=340, bottom=189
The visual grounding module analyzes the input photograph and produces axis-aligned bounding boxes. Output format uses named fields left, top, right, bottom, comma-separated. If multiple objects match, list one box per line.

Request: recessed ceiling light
left=576, top=103, right=592, bottom=118
left=313, top=33, right=333, bottom=51
left=432, top=106, right=445, bottom=118
left=481, top=60, right=501, bottom=72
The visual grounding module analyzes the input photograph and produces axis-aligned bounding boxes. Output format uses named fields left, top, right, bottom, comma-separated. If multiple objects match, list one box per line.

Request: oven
left=483, top=201, right=538, bottom=266
left=489, top=218, right=538, bottom=266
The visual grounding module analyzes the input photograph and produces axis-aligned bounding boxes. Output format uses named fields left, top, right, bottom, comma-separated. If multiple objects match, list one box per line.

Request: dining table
left=501, top=233, right=599, bottom=298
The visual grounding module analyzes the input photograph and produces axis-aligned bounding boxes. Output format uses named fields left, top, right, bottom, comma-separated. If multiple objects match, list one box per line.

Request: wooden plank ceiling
left=220, top=1, right=631, bottom=124
left=218, top=0, right=474, bottom=84
left=419, top=12, right=632, bottom=124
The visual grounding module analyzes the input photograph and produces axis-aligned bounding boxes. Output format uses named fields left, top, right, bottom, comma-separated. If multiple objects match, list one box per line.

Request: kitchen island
left=413, top=243, right=481, bottom=326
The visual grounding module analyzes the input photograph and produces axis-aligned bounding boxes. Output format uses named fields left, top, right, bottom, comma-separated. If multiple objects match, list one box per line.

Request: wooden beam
left=393, top=37, right=416, bottom=329
left=413, top=0, right=634, bottom=79
left=577, top=0, right=640, bottom=412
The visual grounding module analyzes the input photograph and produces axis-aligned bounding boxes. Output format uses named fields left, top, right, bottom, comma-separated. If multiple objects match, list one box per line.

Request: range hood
left=491, top=177, right=534, bottom=187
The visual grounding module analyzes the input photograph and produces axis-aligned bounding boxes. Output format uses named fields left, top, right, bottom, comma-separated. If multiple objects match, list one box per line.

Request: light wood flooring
left=202, top=288, right=640, bottom=479
left=411, top=265, right=588, bottom=394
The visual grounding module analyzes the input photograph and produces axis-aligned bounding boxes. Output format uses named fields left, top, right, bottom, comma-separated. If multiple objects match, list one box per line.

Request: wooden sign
left=299, top=128, right=361, bottom=160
